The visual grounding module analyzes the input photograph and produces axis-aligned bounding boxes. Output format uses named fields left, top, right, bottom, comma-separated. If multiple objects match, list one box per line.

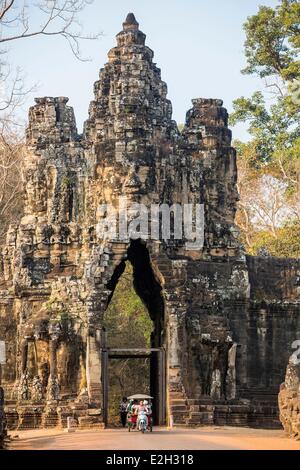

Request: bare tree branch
left=0, top=0, right=101, bottom=248
left=0, top=1, right=15, bottom=21
left=0, top=133, right=24, bottom=244
left=0, top=0, right=101, bottom=61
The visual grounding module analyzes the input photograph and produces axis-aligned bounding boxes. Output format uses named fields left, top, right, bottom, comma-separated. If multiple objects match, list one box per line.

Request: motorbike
left=137, top=410, right=148, bottom=434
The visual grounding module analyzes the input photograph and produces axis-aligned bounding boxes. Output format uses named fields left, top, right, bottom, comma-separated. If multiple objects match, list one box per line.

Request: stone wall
left=247, top=256, right=300, bottom=301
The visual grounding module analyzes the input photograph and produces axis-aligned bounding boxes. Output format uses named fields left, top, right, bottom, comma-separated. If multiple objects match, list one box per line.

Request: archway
left=102, top=239, right=166, bottom=426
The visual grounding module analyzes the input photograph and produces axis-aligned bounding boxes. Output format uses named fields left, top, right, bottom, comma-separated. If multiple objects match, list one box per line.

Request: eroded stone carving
left=279, top=360, right=300, bottom=439
left=31, top=376, right=44, bottom=403
left=18, top=371, right=30, bottom=402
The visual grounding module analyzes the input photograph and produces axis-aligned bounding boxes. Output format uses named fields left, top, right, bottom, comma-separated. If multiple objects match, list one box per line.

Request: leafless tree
left=0, top=1, right=100, bottom=59
left=0, top=0, right=101, bottom=130
left=0, top=133, right=24, bottom=244
left=0, top=0, right=100, bottom=246
left=237, top=168, right=295, bottom=246
left=250, top=175, right=291, bottom=237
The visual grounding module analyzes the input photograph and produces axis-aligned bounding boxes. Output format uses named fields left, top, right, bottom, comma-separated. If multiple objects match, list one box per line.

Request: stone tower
left=0, top=14, right=300, bottom=429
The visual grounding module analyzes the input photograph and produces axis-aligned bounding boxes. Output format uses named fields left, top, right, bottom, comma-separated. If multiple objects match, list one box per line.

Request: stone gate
left=0, top=13, right=300, bottom=429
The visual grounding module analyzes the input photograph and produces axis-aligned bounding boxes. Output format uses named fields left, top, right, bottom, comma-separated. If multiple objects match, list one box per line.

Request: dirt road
left=8, top=426, right=300, bottom=450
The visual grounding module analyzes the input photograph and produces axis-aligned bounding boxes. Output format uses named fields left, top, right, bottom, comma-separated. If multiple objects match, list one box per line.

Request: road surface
left=7, top=426, right=300, bottom=450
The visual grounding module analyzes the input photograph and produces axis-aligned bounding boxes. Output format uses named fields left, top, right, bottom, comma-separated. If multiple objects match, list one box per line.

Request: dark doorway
left=102, top=240, right=166, bottom=427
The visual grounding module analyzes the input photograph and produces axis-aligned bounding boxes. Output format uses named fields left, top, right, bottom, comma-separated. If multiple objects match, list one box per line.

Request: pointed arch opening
left=102, top=239, right=166, bottom=426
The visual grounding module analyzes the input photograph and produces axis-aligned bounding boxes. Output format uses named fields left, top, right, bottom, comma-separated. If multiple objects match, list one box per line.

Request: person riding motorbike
left=137, top=400, right=148, bottom=431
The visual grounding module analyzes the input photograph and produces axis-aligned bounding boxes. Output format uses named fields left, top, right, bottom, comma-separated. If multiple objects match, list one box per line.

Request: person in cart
left=144, top=400, right=153, bottom=431
left=126, top=399, right=138, bottom=431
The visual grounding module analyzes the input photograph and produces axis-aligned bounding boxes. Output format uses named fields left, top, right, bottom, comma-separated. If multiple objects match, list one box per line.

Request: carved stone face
left=123, top=167, right=142, bottom=195
left=94, top=163, right=153, bottom=203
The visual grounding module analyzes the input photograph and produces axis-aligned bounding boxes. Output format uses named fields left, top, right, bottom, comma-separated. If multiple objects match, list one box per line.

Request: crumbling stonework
left=279, top=360, right=300, bottom=439
left=0, top=13, right=300, bottom=430
left=0, top=386, right=6, bottom=447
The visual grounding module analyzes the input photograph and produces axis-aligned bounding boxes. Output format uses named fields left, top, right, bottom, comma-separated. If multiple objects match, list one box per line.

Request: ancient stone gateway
left=0, top=13, right=300, bottom=430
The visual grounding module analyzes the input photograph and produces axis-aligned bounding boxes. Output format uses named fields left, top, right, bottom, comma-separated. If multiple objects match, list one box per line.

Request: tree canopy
left=230, top=0, right=300, bottom=257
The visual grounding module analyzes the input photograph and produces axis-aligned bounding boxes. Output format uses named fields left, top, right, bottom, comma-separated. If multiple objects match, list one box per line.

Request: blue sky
left=8, top=0, right=279, bottom=140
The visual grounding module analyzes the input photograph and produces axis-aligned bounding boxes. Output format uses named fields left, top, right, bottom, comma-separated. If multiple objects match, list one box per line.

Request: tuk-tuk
left=126, top=394, right=153, bottom=432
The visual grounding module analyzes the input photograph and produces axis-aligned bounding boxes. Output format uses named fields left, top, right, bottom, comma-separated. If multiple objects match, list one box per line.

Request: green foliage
left=230, top=0, right=300, bottom=160
left=249, top=220, right=300, bottom=257
left=242, top=1, right=300, bottom=81
left=104, top=262, right=153, bottom=348
left=230, top=91, right=300, bottom=164
left=272, top=136, right=300, bottom=193
left=231, top=1, right=300, bottom=259
left=234, top=139, right=261, bottom=168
